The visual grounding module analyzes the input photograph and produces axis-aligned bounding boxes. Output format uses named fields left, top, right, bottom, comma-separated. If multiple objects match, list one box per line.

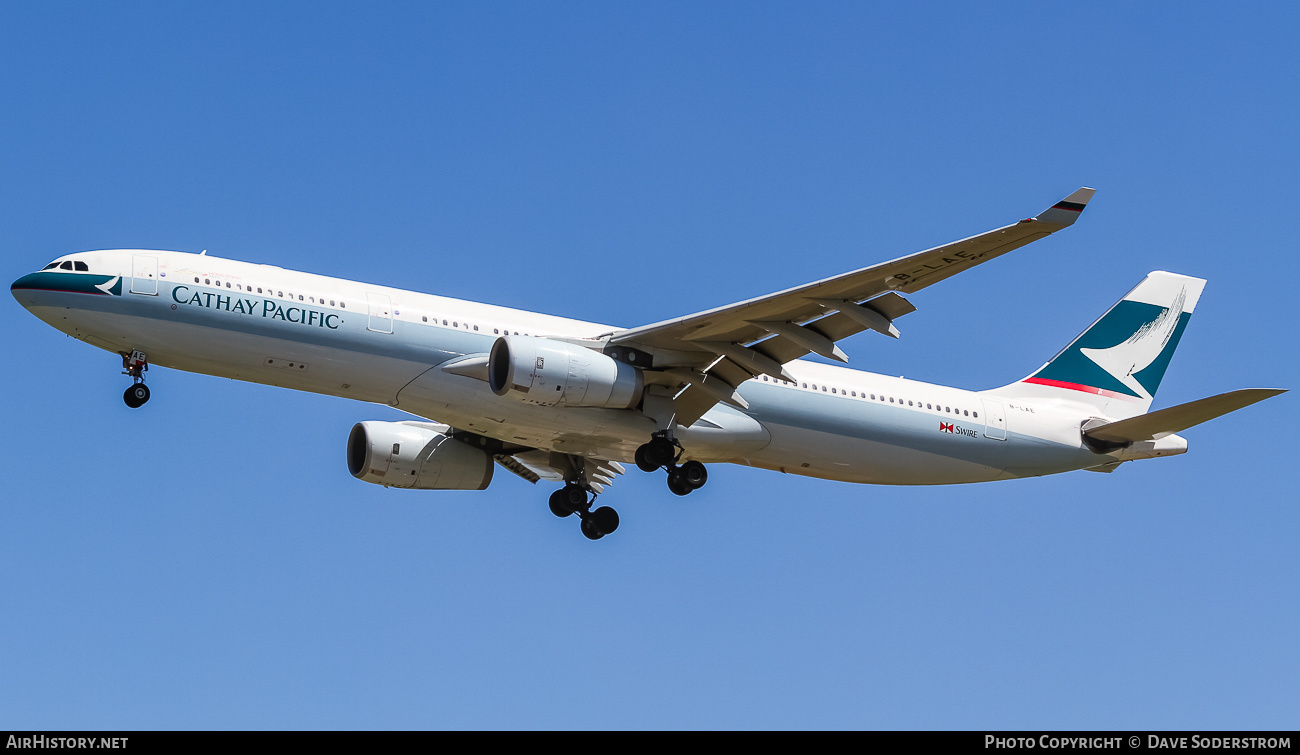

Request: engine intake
left=347, top=421, right=494, bottom=490
left=488, top=335, right=642, bottom=409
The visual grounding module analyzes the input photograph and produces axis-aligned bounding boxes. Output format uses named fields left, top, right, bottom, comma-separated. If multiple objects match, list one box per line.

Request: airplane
left=11, top=188, right=1284, bottom=540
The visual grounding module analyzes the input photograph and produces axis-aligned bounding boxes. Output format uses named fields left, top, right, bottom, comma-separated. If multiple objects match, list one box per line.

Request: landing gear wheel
left=580, top=506, right=620, bottom=540
left=679, top=460, right=708, bottom=490
left=634, top=444, right=659, bottom=473
left=580, top=516, right=605, bottom=540
left=643, top=437, right=677, bottom=468
left=548, top=485, right=587, bottom=518
left=590, top=506, right=619, bottom=535
left=123, top=383, right=150, bottom=408
left=667, top=469, right=693, bottom=496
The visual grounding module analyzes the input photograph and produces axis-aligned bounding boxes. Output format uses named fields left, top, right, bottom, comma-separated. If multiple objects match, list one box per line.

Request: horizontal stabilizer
left=1083, top=388, right=1286, bottom=445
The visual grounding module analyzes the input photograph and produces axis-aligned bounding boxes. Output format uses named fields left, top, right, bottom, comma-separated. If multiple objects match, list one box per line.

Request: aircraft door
left=981, top=398, right=1007, bottom=440
left=130, top=255, right=158, bottom=295
left=367, top=292, right=393, bottom=334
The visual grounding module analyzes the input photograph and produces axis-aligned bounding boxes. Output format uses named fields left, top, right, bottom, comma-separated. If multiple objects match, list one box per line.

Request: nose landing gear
left=635, top=432, right=708, bottom=496
left=121, top=350, right=150, bottom=408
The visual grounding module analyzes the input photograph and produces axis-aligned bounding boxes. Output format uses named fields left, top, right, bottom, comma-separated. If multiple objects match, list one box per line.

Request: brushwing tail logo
left=1078, top=286, right=1186, bottom=400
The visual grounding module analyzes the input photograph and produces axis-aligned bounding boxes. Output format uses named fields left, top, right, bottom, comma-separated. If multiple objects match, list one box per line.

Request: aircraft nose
left=11, top=271, right=40, bottom=295
left=11, top=272, right=44, bottom=308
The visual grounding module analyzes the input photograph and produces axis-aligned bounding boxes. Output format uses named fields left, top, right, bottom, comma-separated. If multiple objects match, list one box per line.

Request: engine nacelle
left=488, top=335, right=643, bottom=409
left=347, top=421, right=494, bottom=490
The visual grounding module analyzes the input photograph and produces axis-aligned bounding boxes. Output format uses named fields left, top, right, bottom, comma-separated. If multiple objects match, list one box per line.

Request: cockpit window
left=43, top=260, right=90, bottom=271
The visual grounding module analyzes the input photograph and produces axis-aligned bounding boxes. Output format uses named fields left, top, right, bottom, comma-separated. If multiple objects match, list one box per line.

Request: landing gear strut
left=121, top=350, right=150, bottom=408
left=548, top=483, right=620, bottom=540
left=635, top=432, right=708, bottom=496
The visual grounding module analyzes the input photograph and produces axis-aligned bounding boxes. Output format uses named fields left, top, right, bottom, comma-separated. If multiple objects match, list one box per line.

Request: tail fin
left=995, top=271, right=1206, bottom=420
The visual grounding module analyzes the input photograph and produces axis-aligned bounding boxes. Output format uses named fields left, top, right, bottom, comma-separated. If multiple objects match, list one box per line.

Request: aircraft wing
left=603, top=188, right=1095, bottom=425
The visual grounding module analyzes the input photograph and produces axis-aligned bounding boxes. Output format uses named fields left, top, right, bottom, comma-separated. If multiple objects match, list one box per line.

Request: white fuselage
left=13, top=249, right=1158, bottom=486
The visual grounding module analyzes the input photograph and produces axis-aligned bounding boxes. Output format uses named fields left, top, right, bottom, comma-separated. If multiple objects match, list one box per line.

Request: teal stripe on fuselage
left=11, top=271, right=121, bottom=296
left=21, top=279, right=498, bottom=368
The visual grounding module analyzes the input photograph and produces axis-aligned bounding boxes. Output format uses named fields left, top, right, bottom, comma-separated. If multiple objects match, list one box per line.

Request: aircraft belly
left=394, top=369, right=771, bottom=463
left=748, top=423, right=1013, bottom=484
left=999, top=433, right=1104, bottom=479
left=395, top=367, right=657, bottom=461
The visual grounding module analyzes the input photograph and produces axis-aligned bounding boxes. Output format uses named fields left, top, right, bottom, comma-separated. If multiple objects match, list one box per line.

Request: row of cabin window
left=195, top=277, right=348, bottom=308
left=419, top=315, right=533, bottom=337
left=192, top=278, right=530, bottom=336
left=758, top=374, right=977, bottom=418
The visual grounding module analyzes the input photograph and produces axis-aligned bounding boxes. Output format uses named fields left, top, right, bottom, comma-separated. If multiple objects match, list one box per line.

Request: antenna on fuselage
left=200, top=249, right=207, bottom=255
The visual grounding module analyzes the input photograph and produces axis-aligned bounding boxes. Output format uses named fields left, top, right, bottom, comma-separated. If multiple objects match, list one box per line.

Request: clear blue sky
left=2, top=2, right=1296, bottom=730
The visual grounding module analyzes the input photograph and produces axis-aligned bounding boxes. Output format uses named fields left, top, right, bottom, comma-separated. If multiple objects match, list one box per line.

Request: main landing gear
left=121, top=350, right=151, bottom=409
left=635, top=433, right=708, bottom=496
left=548, top=484, right=620, bottom=541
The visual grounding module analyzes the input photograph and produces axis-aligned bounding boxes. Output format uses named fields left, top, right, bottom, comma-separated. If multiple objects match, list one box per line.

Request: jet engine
left=488, top=335, right=643, bottom=409
left=347, top=421, right=494, bottom=490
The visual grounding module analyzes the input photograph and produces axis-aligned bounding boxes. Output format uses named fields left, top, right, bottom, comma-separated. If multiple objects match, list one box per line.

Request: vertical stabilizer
left=993, top=272, right=1206, bottom=420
